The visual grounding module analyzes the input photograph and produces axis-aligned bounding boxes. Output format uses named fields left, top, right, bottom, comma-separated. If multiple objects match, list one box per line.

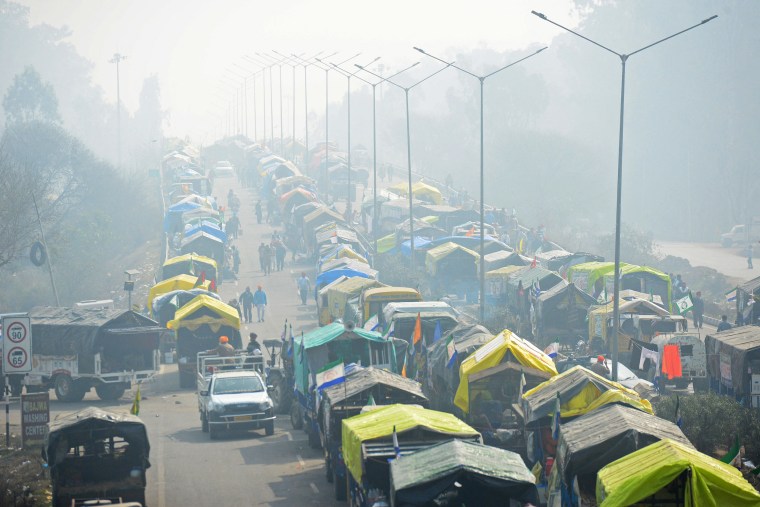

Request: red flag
left=465, top=226, right=475, bottom=237
left=210, top=279, right=217, bottom=292
left=412, top=312, right=422, bottom=346
left=530, top=257, right=537, bottom=268
left=200, top=271, right=206, bottom=283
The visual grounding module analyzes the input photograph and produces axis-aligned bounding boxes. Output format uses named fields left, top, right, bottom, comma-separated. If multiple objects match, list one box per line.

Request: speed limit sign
left=2, top=315, right=32, bottom=373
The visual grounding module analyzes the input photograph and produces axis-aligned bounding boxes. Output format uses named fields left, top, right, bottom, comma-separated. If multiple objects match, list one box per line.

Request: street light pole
left=356, top=62, right=452, bottom=271
left=415, top=46, right=547, bottom=323
left=532, top=10, right=717, bottom=380
left=110, top=53, right=126, bottom=167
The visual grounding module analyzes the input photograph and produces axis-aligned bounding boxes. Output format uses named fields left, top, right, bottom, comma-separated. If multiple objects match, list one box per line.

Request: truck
left=196, top=351, right=274, bottom=439
left=4, top=308, right=161, bottom=402
left=721, top=218, right=760, bottom=247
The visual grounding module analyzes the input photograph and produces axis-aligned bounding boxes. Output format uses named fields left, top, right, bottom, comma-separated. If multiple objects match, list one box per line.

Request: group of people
left=238, top=285, right=268, bottom=323
left=258, top=233, right=287, bottom=275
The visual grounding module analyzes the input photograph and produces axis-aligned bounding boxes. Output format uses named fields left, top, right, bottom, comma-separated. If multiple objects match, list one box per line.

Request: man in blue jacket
left=253, top=285, right=268, bottom=322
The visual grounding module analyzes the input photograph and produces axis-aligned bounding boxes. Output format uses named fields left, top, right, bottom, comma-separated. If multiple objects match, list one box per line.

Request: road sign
left=2, top=315, right=32, bottom=373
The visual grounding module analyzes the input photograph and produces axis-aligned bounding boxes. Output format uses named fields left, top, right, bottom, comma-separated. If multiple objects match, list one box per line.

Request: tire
left=674, top=378, right=690, bottom=389
left=692, top=377, right=708, bottom=392
left=54, top=375, right=86, bottom=402
left=95, top=383, right=126, bottom=401
left=201, top=413, right=209, bottom=433
left=335, top=472, right=347, bottom=501
left=326, top=458, right=334, bottom=483
left=265, top=420, right=274, bottom=436
left=290, top=403, right=303, bottom=430
left=270, top=375, right=291, bottom=414
left=308, top=427, right=321, bottom=449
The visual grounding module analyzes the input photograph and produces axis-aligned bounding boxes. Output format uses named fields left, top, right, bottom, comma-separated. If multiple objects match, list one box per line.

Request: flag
left=721, top=435, right=741, bottom=466
left=192, top=275, right=204, bottom=288
left=726, top=288, right=737, bottom=303
left=363, top=313, right=380, bottom=331
left=675, top=293, right=693, bottom=314
left=281, top=320, right=288, bottom=341
left=412, top=313, right=422, bottom=346
left=544, top=342, right=559, bottom=359
left=432, top=320, right=442, bottom=344
left=366, top=393, right=376, bottom=407
left=675, top=395, right=682, bottom=428
left=552, top=393, right=561, bottom=441
left=465, top=226, right=475, bottom=237
left=532, top=281, right=541, bottom=298
left=316, top=359, right=345, bottom=390
left=446, top=335, right=457, bottom=369
left=210, top=279, right=217, bottom=292
left=649, top=290, right=654, bottom=303
left=298, top=332, right=305, bottom=363
left=401, top=353, right=408, bottom=378
left=130, top=383, right=141, bottom=416
left=519, top=371, right=527, bottom=398
left=287, top=325, right=294, bottom=357
left=392, top=425, right=401, bottom=459
left=530, top=256, right=537, bottom=268
left=383, top=321, right=395, bottom=340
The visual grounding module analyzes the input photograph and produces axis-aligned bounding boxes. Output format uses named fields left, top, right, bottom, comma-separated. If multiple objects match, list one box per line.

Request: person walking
left=691, top=291, right=704, bottom=329
left=253, top=285, right=268, bottom=322
left=232, top=246, right=241, bottom=274
left=259, top=243, right=272, bottom=275
left=747, top=243, right=754, bottom=269
left=255, top=200, right=263, bottom=224
left=240, top=286, right=254, bottom=324
left=274, top=240, right=287, bottom=271
left=297, top=272, right=311, bottom=305
left=258, top=242, right=267, bottom=272
left=717, top=314, right=732, bottom=332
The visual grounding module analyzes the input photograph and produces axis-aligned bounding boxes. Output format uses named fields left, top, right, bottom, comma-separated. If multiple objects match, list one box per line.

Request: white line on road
left=310, top=482, right=319, bottom=494
left=297, top=454, right=305, bottom=467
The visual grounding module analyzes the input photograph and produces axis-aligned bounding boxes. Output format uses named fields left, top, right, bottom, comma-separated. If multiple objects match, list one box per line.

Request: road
left=657, top=240, right=756, bottom=283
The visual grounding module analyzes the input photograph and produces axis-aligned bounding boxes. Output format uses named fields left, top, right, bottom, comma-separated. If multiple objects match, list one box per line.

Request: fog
left=1, top=0, right=758, bottom=245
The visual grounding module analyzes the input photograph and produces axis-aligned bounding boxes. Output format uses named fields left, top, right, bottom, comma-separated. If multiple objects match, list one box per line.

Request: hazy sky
left=18, top=0, right=577, bottom=139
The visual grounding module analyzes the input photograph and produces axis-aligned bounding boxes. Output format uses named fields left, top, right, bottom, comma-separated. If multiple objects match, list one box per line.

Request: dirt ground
left=0, top=432, right=50, bottom=506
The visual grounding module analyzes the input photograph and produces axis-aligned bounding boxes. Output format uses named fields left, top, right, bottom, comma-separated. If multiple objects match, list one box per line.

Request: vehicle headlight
left=260, top=400, right=273, bottom=411
left=208, top=401, right=224, bottom=413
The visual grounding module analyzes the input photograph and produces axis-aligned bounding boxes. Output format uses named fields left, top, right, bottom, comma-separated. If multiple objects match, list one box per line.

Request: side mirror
left=199, top=390, right=208, bottom=396
left=266, top=385, right=274, bottom=390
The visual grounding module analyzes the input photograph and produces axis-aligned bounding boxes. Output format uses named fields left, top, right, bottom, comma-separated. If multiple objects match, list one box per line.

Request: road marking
left=297, top=454, right=305, bottom=467
left=310, top=482, right=319, bottom=494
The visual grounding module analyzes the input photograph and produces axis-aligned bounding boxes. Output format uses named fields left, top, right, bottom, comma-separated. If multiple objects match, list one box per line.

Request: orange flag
left=465, top=226, right=475, bottom=237
left=412, top=312, right=422, bottom=345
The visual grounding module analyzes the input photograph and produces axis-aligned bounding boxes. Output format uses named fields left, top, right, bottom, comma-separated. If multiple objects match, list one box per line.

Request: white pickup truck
left=196, top=352, right=274, bottom=439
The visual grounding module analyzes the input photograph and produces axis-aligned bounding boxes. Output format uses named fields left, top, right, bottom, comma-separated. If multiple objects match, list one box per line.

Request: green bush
left=653, top=393, right=760, bottom=461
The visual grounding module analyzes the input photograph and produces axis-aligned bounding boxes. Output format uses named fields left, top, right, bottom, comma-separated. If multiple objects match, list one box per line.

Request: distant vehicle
left=213, top=160, right=235, bottom=178
left=196, top=352, right=273, bottom=439
left=721, top=219, right=760, bottom=247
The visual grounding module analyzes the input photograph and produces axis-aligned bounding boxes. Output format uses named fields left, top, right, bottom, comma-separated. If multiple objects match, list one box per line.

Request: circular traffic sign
left=6, top=347, right=28, bottom=369
left=6, top=322, right=27, bottom=343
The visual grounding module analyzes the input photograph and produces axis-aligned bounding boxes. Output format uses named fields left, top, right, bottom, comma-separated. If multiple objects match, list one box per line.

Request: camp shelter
left=387, top=180, right=444, bottom=204
left=548, top=404, right=693, bottom=507
left=382, top=301, right=458, bottom=325
left=166, top=294, right=240, bottom=333
left=266, top=160, right=301, bottom=180
left=705, top=325, right=760, bottom=403
left=321, top=244, right=368, bottom=265
left=303, top=207, right=345, bottom=237
left=321, top=366, right=427, bottom=409
left=390, top=439, right=538, bottom=507
left=452, top=221, right=497, bottom=237
left=395, top=218, right=448, bottom=242
left=327, top=277, right=384, bottom=323
left=279, top=187, right=317, bottom=212
left=454, top=329, right=558, bottom=413
left=147, top=274, right=212, bottom=314
left=294, top=322, right=391, bottom=396
left=166, top=294, right=241, bottom=360
left=275, top=175, right=316, bottom=198
left=179, top=231, right=225, bottom=265
left=376, top=233, right=397, bottom=254
left=388, top=312, right=459, bottom=350
left=588, top=298, right=683, bottom=354
left=180, top=206, right=219, bottom=226
left=257, top=154, right=286, bottom=175
left=399, top=237, right=432, bottom=257
left=341, top=404, right=480, bottom=485
left=317, top=275, right=350, bottom=325
left=319, top=256, right=370, bottom=275
left=315, top=225, right=361, bottom=250
left=426, top=235, right=510, bottom=255
left=482, top=249, right=521, bottom=273
left=163, top=201, right=200, bottom=233
left=553, top=252, right=604, bottom=276
left=486, top=265, right=527, bottom=301
left=521, top=366, right=653, bottom=427
left=737, top=275, right=760, bottom=326
left=506, top=267, right=565, bottom=322
left=535, top=282, right=597, bottom=345
left=567, top=261, right=672, bottom=311
left=291, top=202, right=323, bottom=227
left=316, top=267, right=376, bottom=291
left=425, top=242, right=479, bottom=277
left=149, top=288, right=220, bottom=326
left=175, top=193, right=215, bottom=209
left=361, top=287, right=422, bottom=329
left=183, top=222, right=227, bottom=244
left=162, top=254, right=218, bottom=284
left=595, top=438, right=760, bottom=507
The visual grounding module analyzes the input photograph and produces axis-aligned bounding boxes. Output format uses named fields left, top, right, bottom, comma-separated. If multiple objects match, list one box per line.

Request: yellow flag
left=130, top=383, right=141, bottom=416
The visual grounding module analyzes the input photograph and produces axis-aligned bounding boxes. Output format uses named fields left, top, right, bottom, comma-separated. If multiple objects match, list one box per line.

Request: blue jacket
left=253, top=289, right=267, bottom=305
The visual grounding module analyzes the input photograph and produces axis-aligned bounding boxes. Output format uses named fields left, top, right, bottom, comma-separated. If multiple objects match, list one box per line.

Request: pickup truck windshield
left=212, top=376, right=264, bottom=394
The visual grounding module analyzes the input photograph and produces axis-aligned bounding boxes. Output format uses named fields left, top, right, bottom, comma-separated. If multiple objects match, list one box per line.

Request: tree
left=2, top=66, right=60, bottom=124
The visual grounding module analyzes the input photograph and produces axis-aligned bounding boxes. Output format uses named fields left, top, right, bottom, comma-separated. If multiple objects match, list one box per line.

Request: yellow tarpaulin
left=342, top=404, right=480, bottom=484
left=425, top=242, right=479, bottom=276
left=377, top=233, right=397, bottom=254
left=597, top=438, right=760, bottom=507
left=322, top=245, right=368, bottom=264
left=147, top=274, right=211, bottom=314
left=166, top=294, right=240, bottom=330
left=387, top=181, right=443, bottom=204
left=454, top=330, right=558, bottom=413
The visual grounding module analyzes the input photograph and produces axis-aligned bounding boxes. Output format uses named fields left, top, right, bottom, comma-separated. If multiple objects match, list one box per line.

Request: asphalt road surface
left=657, top=240, right=756, bottom=283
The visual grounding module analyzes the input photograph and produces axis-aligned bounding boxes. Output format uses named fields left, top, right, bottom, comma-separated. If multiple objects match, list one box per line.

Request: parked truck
left=3, top=308, right=161, bottom=402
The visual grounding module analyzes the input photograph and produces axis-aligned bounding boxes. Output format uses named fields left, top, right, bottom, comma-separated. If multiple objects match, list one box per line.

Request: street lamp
left=415, top=46, right=547, bottom=324
left=247, top=54, right=282, bottom=150
left=234, top=62, right=265, bottom=143
left=109, top=53, right=127, bottom=167
left=325, top=56, right=381, bottom=220
left=124, top=269, right=140, bottom=311
left=355, top=62, right=453, bottom=271
left=224, top=71, right=248, bottom=137
left=532, top=10, right=717, bottom=380
left=256, top=52, right=294, bottom=154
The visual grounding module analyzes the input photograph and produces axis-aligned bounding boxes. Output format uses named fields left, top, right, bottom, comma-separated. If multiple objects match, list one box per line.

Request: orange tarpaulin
left=662, top=344, right=682, bottom=379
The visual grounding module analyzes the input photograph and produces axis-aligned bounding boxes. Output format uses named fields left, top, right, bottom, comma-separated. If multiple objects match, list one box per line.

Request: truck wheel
left=692, top=377, right=708, bottom=392
left=95, top=383, right=126, bottom=401
left=201, top=413, right=209, bottom=433
left=674, top=378, right=690, bottom=390
left=326, top=458, right=334, bottom=483
left=335, top=472, right=347, bottom=501
left=290, top=404, right=303, bottom=430
left=54, top=375, right=86, bottom=402
left=308, top=427, right=321, bottom=449
left=270, top=375, right=290, bottom=414
left=265, top=420, right=275, bottom=436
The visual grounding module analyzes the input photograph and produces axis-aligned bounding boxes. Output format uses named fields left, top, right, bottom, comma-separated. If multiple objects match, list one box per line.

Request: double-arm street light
left=325, top=56, right=381, bottom=220
left=244, top=55, right=277, bottom=148
left=287, top=52, right=338, bottom=166
left=415, top=46, right=547, bottom=323
left=532, top=10, right=717, bottom=380
left=356, top=62, right=453, bottom=271
left=225, top=69, right=250, bottom=138
left=255, top=53, right=289, bottom=154
left=234, top=62, right=267, bottom=143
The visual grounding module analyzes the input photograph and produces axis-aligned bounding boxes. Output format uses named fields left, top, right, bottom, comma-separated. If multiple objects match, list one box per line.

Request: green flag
left=720, top=435, right=741, bottom=466
left=366, top=393, right=376, bottom=407
left=675, top=294, right=693, bottom=315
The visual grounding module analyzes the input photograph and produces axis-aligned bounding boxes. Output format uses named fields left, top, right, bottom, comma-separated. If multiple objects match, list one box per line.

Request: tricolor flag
left=552, top=393, right=561, bottom=441
left=363, top=313, right=380, bottom=331
left=445, top=335, right=457, bottom=369
left=130, top=383, right=141, bottom=416
left=383, top=321, right=395, bottom=340
left=412, top=313, right=422, bottom=346
left=316, top=359, right=345, bottom=390
left=392, top=425, right=401, bottom=459
left=726, top=288, right=737, bottom=303
left=432, top=320, right=442, bottom=344
left=401, top=354, right=408, bottom=378
left=544, top=342, right=559, bottom=359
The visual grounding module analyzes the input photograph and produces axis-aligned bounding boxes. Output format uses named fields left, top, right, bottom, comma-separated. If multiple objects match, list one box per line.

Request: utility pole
left=110, top=53, right=127, bottom=168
